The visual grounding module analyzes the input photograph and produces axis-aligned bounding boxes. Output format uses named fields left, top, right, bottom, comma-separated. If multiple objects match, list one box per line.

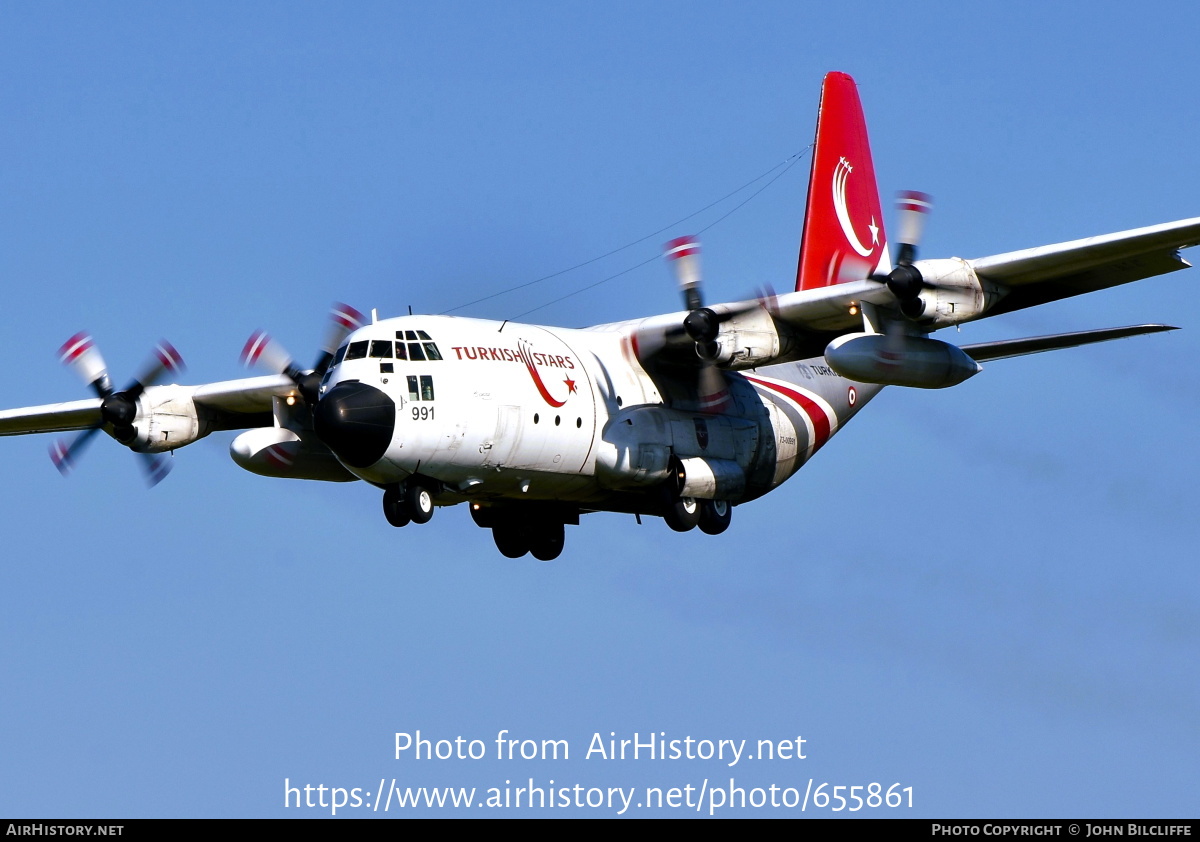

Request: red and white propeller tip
left=132, top=340, right=185, bottom=389
left=665, top=236, right=702, bottom=310
left=240, top=329, right=296, bottom=375
left=321, top=302, right=366, bottom=356
left=58, top=332, right=112, bottom=396
left=895, top=190, right=933, bottom=254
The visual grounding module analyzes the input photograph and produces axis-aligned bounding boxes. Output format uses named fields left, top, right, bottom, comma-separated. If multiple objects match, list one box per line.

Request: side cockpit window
left=407, top=375, right=435, bottom=402
left=345, top=340, right=369, bottom=361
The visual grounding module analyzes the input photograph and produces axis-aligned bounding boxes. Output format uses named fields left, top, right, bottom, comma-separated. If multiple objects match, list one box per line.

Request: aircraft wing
left=0, top=398, right=103, bottom=436
left=190, top=374, right=297, bottom=416
left=969, top=217, right=1200, bottom=317
left=763, top=217, right=1200, bottom=331
left=600, top=217, right=1200, bottom=375
left=0, top=374, right=295, bottom=439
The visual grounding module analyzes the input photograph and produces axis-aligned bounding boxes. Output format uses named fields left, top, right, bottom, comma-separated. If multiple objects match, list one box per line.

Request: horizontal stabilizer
left=960, top=324, right=1177, bottom=363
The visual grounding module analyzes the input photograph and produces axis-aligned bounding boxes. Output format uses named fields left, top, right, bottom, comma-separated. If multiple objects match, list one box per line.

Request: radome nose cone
left=313, top=381, right=395, bottom=468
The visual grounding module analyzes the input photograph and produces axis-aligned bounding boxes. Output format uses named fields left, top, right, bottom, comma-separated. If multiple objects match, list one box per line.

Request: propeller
left=241, top=303, right=365, bottom=403
left=664, top=237, right=731, bottom=413
left=876, top=191, right=934, bottom=318
left=51, top=334, right=185, bottom=486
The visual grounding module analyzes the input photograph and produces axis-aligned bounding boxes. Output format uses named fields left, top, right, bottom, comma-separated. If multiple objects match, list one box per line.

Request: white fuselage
left=316, top=314, right=881, bottom=512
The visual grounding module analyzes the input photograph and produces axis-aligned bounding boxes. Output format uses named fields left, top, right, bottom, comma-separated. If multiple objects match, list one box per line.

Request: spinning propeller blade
left=52, top=336, right=186, bottom=483
left=877, top=191, right=936, bottom=318
left=663, top=237, right=731, bottom=413
left=242, top=303, right=364, bottom=402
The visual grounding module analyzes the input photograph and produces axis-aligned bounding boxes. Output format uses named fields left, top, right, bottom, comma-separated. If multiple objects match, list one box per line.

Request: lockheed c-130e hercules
left=1, top=71, right=1196, bottom=560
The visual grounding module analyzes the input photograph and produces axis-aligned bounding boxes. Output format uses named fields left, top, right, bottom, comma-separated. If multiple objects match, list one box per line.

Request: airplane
left=1, top=71, right=1197, bottom=561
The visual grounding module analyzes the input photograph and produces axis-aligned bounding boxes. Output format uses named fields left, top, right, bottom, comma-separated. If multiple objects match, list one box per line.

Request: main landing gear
left=382, top=479, right=435, bottom=528
left=471, top=504, right=569, bottom=561
left=661, top=487, right=733, bottom=535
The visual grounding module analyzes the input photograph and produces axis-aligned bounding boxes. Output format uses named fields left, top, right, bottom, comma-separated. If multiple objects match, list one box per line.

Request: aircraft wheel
left=698, top=499, right=732, bottom=535
left=529, top=521, right=565, bottom=561
left=663, top=495, right=701, bottom=532
left=493, top=522, right=529, bottom=558
left=405, top=482, right=434, bottom=524
left=469, top=504, right=496, bottom=529
left=382, top=486, right=410, bottom=527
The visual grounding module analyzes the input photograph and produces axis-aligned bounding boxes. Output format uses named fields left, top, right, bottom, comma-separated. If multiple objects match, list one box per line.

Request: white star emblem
left=868, top=216, right=879, bottom=245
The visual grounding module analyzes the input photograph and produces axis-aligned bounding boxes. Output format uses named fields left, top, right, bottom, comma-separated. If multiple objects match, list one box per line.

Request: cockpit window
left=332, top=344, right=348, bottom=367
left=370, top=340, right=393, bottom=359
left=406, top=375, right=419, bottom=402
left=420, top=375, right=435, bottom=401
left=345, top=341, right=369, bottom=361
left=390, top=329, right=442, bottom=360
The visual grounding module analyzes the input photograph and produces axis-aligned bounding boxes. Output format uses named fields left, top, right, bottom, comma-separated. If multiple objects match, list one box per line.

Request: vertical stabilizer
left=795, top=72, right=890, bottom=291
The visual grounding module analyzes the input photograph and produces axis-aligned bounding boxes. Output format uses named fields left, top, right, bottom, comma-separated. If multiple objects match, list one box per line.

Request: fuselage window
left=370, top=340, right=393, bottom=359
left=345, top=341, right=369, bottom=361
left=423, top=342, right=442, bottom=360
left=408, top=343, right=427, bottom=361
left=405, top=375, right=435, bottom=401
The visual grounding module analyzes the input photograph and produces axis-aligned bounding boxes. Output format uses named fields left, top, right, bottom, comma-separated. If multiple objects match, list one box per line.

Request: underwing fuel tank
left=230, top=427, right=358, bottom=482
left=824, top=332, right=982, bottom=389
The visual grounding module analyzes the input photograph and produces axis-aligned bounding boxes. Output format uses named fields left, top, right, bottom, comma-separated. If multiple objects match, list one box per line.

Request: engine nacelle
left=127, top=385, right=207, bottom=453
left=230, top=427, right=359, bottom=482
left=595, top=406, right=757, bottom=493
left=676, top=456, right=746, bottom=499
left=903, top=258, right=1007, bottom=328
left=708, top=305, right=782, bottom=370
left=825, top=332, right=982, bottom=389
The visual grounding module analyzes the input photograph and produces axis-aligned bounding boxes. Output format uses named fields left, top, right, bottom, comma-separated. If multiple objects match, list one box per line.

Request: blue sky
left=1, top=2, right=1197, bottom=818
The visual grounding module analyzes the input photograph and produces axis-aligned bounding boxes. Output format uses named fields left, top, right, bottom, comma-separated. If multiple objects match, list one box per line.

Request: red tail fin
left=795, top=72, right=889, bottom=291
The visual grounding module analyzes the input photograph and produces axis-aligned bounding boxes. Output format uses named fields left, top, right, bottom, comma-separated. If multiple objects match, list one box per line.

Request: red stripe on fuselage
left=744, top=374, right=833, bottom=452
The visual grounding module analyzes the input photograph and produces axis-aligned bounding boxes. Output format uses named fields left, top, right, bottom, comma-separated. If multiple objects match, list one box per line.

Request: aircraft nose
left=313, top=381, right=395, bottom=468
